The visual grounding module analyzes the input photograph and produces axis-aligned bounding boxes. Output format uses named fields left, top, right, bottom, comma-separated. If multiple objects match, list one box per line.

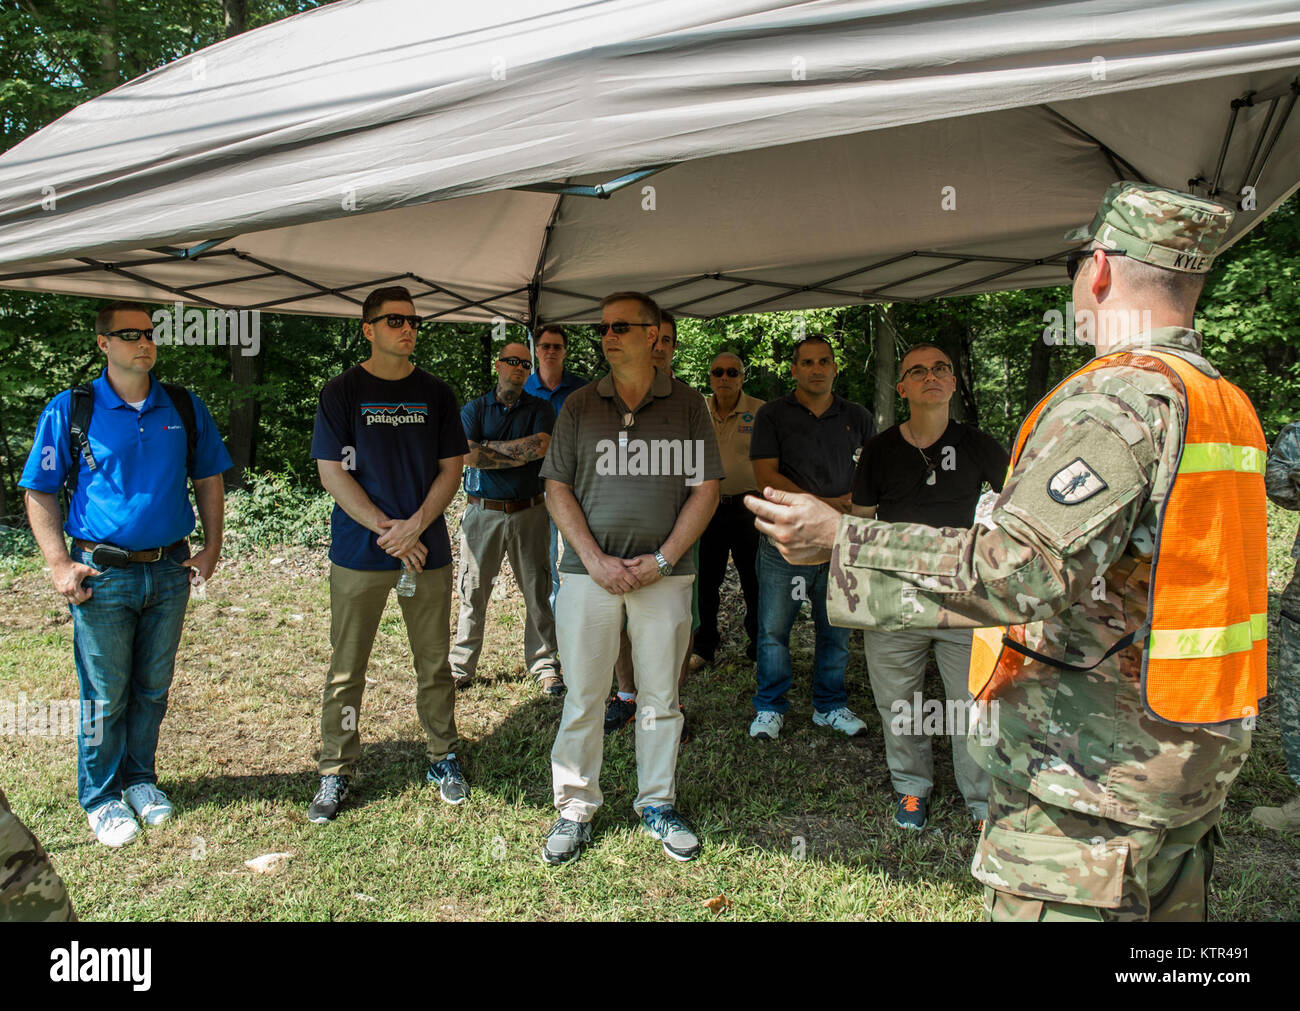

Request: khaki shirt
left=709, top=392, right=764, bottom=497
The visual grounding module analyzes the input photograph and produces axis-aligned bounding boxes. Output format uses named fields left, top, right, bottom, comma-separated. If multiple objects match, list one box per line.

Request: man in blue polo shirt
left=748, top=335, right=874, bottom=742
left=451, top=342, right=560, bottom=695
left=21, top=300, right=231, bottom=848
left=523, top=324, right=586, bottom=611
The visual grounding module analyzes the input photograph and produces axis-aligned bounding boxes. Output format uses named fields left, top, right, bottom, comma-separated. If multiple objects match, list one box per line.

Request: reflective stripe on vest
left=968, top=348, right=1268, bottom=727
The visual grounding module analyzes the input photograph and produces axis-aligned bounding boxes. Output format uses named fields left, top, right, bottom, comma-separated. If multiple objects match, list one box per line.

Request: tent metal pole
left=1209, top=101, right=1243, bottom=196
left=528, top=193, right=565, bottom=331
left=513, top=165, right=672, bottom=199
left=76, top=258, right=223, bottom=309
left=1042, top=107, right=1150, bottom=183
left=1237, top=96, right=1280, bottom=194
left=1246, top=83, right=1299, bottom=196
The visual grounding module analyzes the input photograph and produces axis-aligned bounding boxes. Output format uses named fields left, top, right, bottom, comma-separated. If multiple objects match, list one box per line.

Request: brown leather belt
left=73, top=538, right=188, bottom=563
left=467, top=493, right=546, bottom=515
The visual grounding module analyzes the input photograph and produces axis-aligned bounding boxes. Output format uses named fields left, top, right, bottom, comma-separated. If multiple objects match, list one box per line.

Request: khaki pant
left=319, top=562, right=457, bottom=776
left=974, top=776, right=1219, bottom=921
left=863, top=627, right=989, bottom=818
left=552, top=572, right=693, bottom=820
left=450, top=502, right=558, bottom=681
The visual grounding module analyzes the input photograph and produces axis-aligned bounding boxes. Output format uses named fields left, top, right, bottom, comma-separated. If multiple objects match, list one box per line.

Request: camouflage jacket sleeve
left=827, top=379, right=1169, bottom=631
left=1265, top=421, right=1300, bottom=511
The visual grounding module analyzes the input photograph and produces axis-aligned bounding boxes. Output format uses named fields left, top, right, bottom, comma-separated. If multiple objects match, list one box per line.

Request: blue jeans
left=753, top=537, right=849, bottom=715
left=69, top=543, right=191, bottom=813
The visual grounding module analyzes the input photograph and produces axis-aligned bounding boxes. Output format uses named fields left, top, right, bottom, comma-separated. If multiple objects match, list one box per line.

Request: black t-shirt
left=851, top=420, right=1009, bottom=527
left=310, top=364, right=468, bottom=570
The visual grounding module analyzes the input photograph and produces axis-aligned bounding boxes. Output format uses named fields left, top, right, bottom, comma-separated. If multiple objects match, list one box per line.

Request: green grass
left=1, top=503, right=1298, bottom=921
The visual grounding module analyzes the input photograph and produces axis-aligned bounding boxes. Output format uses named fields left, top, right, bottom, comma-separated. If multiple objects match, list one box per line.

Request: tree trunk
left=933, top=312, right=977, bottom=425
left=223, top=0, right=247, bottom=35
left=872, top=305, right=897, bottom=433
left=1024, top=330, right=1051, bottom=419
left=98, top=0, right=118, bottom=92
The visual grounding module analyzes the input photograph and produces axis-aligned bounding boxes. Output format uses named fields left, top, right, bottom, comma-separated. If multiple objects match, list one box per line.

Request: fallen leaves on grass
left=702, top=894, right=733, bottom=915
left=245, top=852, right=294, bottom=875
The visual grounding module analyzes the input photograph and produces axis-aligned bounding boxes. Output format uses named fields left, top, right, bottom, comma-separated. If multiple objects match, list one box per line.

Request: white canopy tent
left=1, top=0, right=1298, bottom=325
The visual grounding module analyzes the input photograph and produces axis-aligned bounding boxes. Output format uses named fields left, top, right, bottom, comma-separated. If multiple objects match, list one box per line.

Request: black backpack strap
left=65, top=384, right=96, bottom=496
left=161, top=383, right=198, bottom=479
left=1001, top=624, right=1147, bottom=673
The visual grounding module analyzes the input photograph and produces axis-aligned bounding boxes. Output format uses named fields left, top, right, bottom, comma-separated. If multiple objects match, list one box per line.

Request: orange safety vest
left=968, top=348, right=1267, bottom=726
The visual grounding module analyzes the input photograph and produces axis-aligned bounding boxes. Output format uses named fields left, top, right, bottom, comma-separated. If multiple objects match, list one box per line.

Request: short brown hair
left=362, top=285, right=413, bottom=322
left=658, top=309, right=677, bottom=345
left=536, top=324, right=568, bottom=348
left=898, top=342, right=951, bottom=377
left=791, top=334, right=834, bottom=364
left=96, top=300, right=151, bottom=334
left=600, top=291, right=661, bottom=326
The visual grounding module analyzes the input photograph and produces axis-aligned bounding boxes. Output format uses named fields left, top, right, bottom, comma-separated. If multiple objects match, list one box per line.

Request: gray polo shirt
left=540, top=369, right=724, bottom=575
left=749, top=391, right=874, bottom=498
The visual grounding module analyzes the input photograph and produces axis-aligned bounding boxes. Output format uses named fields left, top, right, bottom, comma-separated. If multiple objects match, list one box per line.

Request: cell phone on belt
left=90, top=544, right=132, bottom=569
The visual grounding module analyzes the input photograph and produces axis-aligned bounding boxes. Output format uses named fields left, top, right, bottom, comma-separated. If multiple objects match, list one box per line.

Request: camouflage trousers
left=1275, top=572, right=1300, bottom=790
left=0, top=787, right=76, bottom=922
left=973, top=776, right=1217, bottom=922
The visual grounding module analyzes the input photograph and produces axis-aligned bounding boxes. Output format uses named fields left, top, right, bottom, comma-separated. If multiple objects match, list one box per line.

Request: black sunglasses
left=366, top=313, right=422, bottom=329
left=594, top=322, right=654, bottom=336
left=1066, top=248, right=1128, bottom=281
left=101, top=328, right=155, bottom=342
left=498, top=356, right=533, bottom=370
left=711, top=367, right=742, bottom=378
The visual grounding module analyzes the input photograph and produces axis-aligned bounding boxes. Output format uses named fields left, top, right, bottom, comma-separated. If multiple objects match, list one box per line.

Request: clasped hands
left=376, top=514, right=428, bottom=571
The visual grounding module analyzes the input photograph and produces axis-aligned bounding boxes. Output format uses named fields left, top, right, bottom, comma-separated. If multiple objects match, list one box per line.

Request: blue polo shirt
left=461, top=389, right=556, bottom=500
left=19, top=370, right=233, bottom=550
left=523, top=368, right=586, bottom=419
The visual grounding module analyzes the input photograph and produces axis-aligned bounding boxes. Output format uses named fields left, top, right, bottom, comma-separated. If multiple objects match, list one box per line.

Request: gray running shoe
left=541, top=816, right=592, bottom=865
left=308, top=774, right=350, bottom=824
left=640, top=805, right=701, bottom=861
left=427, top=754, right=469, bottom=805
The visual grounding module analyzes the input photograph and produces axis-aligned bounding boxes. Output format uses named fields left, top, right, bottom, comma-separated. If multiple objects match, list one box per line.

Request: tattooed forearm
left=465, top=433, right=551, bottom=469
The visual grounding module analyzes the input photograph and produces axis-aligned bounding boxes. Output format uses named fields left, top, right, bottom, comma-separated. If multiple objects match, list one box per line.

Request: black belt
left=73, top=538, right=187, bottom=563
left=719, top=492, right=757, bottom=505
left=468, top=493, right=546, bottom=514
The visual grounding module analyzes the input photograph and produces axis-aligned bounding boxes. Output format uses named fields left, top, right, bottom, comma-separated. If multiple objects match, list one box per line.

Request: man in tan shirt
left=696, top=351, right=764, bottom=663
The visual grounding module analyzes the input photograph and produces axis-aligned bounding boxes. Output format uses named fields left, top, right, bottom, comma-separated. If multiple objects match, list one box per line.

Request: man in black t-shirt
left=851, top=343, right=1009, bottom=831
left=307, top=286, right=469, bottom=823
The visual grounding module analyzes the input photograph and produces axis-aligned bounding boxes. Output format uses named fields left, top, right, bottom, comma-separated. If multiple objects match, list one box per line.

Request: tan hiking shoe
left=1249, top=794, right=1300, bottom=832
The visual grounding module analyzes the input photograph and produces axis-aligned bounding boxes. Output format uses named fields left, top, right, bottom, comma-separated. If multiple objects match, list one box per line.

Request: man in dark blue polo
left=21, top=300, right=231, bottom=848
left=523, top=324, right=586, bottom=612
left=451, top=342, right=561, bottom=694
left=748, top=335, right=873, bottom=742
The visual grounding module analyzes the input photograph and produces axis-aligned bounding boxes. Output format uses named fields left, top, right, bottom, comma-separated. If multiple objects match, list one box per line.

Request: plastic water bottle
left=396, top=563, right=417, bottom=597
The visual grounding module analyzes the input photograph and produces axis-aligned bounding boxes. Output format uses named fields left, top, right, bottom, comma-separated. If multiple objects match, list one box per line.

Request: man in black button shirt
left=850, top=342, right=1009, bottom=830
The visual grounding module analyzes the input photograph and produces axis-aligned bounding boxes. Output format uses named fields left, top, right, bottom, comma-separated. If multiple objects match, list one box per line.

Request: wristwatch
left=654, top=550, right=673, bottom=576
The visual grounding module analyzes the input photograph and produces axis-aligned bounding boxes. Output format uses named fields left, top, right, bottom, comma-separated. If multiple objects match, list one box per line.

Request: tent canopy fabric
left=1, top=0, right=1298, bottom=323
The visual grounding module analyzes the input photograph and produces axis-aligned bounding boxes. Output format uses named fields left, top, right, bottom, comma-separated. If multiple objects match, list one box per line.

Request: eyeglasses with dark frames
left=101, top=328, right=155, bottom=342
left=900, top=362, right=954, bottom=382
left=1065, top=248, right=1128, bottom=281
left=366, top=313, right=422, bottom=329
left=593, top=322, right=654, bottom=336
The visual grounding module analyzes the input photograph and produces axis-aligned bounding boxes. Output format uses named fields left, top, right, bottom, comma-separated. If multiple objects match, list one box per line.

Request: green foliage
left=221, top=470, right=332, bottom=555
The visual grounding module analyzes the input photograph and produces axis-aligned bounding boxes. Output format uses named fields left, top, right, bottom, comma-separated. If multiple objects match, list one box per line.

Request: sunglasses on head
left=366, top=313, right=422, bottom=330
left=101, top=328, right=155, bottom=342
left=498, top=356, right=533, bottom=370
left=711, top=367, right=742, bottom=378
left=1065, top=248, right=1128, bottom=281
left=594, top=322, right=654, bottom=336
left=900, top=362, right=953, bottom=382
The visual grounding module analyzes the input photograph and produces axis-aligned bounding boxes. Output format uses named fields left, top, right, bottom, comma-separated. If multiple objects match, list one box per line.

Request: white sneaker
left=88, top=800, right=140, bottom=847
left=813, top=706, right=868, bottom=737
left=749, top=711, right=784, bottom=740
left=124, top=783, right=174, bottom=826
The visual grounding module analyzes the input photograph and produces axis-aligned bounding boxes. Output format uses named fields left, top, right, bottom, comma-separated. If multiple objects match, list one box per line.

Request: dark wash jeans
left=69, top=543, right=190, bottom=813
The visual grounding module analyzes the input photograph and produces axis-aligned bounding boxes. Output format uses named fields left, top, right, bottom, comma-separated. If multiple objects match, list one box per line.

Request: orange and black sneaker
left=679, top=704, right=693, bottom=745
left=603, top=694, right=637, bottom=735
left=893, top=793, right=928, bottom=831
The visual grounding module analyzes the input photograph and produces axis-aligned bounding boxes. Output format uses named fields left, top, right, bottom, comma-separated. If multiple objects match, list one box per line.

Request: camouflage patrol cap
left=1066, top=182, right=1234, bottom=273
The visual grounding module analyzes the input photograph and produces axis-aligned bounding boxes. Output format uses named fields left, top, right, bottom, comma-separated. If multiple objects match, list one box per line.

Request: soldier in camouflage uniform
left=1253, top=421, right=1300, bottom=831
left=748, top=182, right=1260, bottom=921
left=0, top=786, right=76, bottom=922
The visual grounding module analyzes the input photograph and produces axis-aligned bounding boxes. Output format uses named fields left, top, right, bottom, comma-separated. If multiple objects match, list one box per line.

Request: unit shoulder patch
left=1047, top=458, right=1109, bottom=505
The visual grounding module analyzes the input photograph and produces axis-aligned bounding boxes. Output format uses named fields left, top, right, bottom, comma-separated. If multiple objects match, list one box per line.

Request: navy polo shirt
left=749, top=392, right=874, bottom=498
left=523, top=368, right=586, bottom=419
left=19, top=370, right=233, bottom=550
left=461, top=389, right=556, bottom=501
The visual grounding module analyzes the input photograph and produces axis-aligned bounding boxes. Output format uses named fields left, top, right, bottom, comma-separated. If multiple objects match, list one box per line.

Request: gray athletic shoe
left=640, top=804, right=701, bottom=861
left=427, top=754, right=469, bottom=805
left=542, top=816, right=592, bottom=865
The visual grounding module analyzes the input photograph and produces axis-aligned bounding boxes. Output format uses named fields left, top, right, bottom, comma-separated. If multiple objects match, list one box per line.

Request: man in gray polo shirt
left=540, top=291, right=723, bottom=865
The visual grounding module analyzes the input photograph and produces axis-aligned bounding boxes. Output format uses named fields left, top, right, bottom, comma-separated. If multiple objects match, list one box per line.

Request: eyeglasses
left=101, top=328, right=155, bottom=342
left=365, top=313, right=421, bottom=330
left=900, top=362, right=954, bottom=382
left=711, top=367, right=742, bottom=378
left=537, top=342, right=565, bottom=351
left=1065, top=248, right=1128, bottom=281
left=593, top=322, right=654, bottom=336
left=498, top=356, right=533, bottom=370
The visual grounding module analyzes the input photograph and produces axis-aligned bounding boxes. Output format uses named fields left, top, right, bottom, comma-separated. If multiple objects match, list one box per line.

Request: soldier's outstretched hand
left=745, top=487, right=839, bottom=566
